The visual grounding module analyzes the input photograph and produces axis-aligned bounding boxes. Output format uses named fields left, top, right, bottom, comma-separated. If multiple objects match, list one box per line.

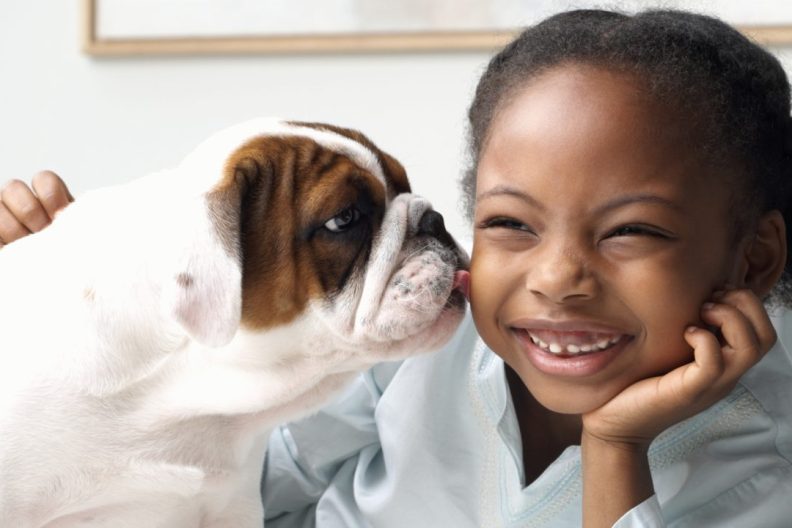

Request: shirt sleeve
left=612, top=495, right=666, bottom=528
left=260, top=360, right=402, bottom=525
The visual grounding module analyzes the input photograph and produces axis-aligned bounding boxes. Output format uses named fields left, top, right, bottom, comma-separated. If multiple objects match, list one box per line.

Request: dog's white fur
left=0, top=118, right=466, bottom=527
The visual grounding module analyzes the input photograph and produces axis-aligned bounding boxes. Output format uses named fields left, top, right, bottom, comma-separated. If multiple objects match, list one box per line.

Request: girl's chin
left=523, top=380, right=626, bottom=415
left=534, top=396, right=606, bottom=415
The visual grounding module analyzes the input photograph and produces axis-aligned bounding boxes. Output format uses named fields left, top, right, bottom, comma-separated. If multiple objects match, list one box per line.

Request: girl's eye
left=324, top=206, right=361, bottom=233
left=607, top=224, right=670, bottom=238
left=479, top=217, right=534, bottom=232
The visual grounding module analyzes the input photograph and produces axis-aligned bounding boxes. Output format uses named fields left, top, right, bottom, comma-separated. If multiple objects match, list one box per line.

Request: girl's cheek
left=470, top=243, right=508, bottom=292
left=470, top=254, right=511, bottom=351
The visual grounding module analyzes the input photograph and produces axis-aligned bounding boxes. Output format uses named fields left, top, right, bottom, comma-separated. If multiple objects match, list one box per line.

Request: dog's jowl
left=0, top=118, right=469, bottom=527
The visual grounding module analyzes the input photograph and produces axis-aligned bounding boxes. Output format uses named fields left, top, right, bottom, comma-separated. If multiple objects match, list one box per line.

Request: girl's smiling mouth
left=509, top=320, right=635, bottom=377
left=524, top=330, right=624, bottom=355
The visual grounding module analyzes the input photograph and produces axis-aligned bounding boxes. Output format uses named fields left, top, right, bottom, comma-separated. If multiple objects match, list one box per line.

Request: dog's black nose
left=417, top=210, right=447, bottom=238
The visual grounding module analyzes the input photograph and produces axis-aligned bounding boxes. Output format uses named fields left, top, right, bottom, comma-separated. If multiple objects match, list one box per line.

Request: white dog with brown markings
left=0, top=118, right=469, bottom=527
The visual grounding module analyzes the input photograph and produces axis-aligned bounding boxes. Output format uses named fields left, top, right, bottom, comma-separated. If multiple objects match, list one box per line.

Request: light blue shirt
left=261, top=311, right=792, bottom=527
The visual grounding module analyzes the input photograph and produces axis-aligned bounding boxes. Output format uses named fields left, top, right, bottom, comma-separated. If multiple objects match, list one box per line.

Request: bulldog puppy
left=0, top=118, right=469, bottom=527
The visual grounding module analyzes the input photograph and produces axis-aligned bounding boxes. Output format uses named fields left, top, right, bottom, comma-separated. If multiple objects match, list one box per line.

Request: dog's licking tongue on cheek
left=454, top=270, right=471, bottom=301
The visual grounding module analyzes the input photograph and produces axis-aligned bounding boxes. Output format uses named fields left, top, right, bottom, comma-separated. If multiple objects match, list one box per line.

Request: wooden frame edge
left=83, top=33, right=517, bottom=56
left=741, top=25, right=792, bottom=45
left=81, top=0, right=792, bottom=57
left=82, top=0, right=97, bottom=53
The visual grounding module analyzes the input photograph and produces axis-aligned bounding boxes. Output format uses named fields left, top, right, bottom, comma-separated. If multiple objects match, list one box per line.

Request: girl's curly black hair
left=462, top=9, right=792, bottom=304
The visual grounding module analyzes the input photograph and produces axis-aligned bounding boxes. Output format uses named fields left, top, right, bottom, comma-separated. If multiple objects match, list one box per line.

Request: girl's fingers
left=0, top=179, right=51, bottom=233
left=0, top=200, right=31, bottom=245
left=680, top=325, right=725, bottom=399
left=583, top=288, right=776, bottom=454
left=31, top=170, right=73, bottom=220
left=714, top=288, right=777, bottom=353
left=699, top=297, right=766, bottom=376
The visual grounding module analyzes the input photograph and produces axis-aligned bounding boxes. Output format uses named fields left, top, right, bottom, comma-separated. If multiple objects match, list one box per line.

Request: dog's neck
left=136, top=316, right=368, bottom=423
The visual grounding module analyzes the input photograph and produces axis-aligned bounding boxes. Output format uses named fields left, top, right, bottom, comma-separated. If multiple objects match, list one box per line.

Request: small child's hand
left=582, top=287, right=776, bottom=448
left=580, top=288, right=777, bottom=527
left=0, top=171, right=73, bottom=248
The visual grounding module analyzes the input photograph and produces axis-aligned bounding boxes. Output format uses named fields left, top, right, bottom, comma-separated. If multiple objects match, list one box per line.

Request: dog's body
left=0, top=119, right=468, bottom=527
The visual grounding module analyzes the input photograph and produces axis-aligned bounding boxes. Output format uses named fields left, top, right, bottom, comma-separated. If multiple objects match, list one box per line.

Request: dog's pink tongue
left=453, top=270, right=471, bottom=301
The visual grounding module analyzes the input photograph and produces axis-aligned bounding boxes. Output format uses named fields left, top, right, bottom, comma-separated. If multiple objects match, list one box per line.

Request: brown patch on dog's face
left=290, top=121, right=411, bottom=198
left=208, top=132, right=405, bottom=330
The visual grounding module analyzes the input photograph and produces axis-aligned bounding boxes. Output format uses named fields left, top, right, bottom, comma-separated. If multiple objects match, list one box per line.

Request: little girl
left=3, top=8, right=791, bottom=527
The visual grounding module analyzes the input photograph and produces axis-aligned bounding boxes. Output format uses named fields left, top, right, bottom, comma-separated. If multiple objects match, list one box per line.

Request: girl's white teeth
left=527, top=333, right=624, bottom=355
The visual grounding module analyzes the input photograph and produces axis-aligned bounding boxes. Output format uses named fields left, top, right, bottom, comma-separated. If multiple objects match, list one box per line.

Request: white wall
left=0, top=1, right=491, bottom=243
left=2, top=1, right=792, bottom=244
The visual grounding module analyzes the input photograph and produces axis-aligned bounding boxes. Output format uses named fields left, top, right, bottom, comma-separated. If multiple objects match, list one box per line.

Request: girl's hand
left=582, top=287, right=776, bottom=446
left=0, top=171, right=73, bottom=248
left=580, top=287, right=776, bottom=527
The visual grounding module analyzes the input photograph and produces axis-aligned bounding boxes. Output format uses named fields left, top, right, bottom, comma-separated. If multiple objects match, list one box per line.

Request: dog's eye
left=324, top=206, right=361, bottom=233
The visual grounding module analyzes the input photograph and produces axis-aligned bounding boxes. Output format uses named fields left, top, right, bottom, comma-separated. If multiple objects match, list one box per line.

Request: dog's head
left=165, top=118, right=468, bottom=363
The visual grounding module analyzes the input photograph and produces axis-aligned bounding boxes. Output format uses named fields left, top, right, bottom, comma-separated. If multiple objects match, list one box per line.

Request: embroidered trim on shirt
left=648, top=385, right=763, bottom=471
left=469, top=340, right=503, bottom=525
left=470, top=342, right=767, bottom=527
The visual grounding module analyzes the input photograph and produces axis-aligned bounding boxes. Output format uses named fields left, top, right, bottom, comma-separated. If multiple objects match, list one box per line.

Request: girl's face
left=470, top=63, right=746, bottom=414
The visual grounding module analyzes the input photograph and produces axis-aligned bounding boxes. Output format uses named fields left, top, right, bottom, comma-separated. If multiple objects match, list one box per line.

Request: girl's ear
left=740, top=210, right=787, bottom=297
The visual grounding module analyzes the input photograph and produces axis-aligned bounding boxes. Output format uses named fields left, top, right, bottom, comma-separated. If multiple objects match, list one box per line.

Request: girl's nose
left=526, top=243, right=598, bottom=304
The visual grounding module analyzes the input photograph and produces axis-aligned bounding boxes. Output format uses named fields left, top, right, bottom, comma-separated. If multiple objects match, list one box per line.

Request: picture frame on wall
left=83, top=0, right=792, bottom=56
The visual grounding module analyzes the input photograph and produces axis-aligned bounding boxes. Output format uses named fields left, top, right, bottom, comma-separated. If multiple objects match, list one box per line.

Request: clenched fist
left=0, top=171, right=73, bottom=248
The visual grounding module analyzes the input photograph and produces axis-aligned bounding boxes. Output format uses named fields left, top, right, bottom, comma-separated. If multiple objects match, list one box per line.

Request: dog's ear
left=162, top=157, right=266, bottom=347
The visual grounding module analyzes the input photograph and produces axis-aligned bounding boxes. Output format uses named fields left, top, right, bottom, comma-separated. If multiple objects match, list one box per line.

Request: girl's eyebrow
left=476, top=185, right=546, bottom=211
left=477, top=185, right=682, bottom=214
left=594, top=194, right=684, bottom=215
